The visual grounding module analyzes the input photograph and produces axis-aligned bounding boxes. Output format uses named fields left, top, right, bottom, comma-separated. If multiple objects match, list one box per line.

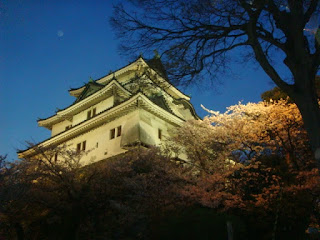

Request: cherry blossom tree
left=172, top=99, right=313, bottom=170
left=171, top=99, right=319, bottom=238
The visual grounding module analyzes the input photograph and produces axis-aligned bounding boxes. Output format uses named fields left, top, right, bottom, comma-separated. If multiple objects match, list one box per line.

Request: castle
left=18, top=56, right=199, bottom=164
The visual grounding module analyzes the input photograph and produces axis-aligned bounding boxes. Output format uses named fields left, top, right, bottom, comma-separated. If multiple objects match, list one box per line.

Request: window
left=87, top=110, right=92, bottom=120
left=82, top=141, right=86, bottom=151
left=110, top=126, right=122, bottom=139
left=117, top=126, right=122, bottom=137
left=158, top=129, right=162, bottom=140
left=77, top=143, right=81, bottom=152
left=110, top=128, right=116, bottom=139
left=87, top=108, right=97, bottom=120
left=54, top=153, right=58, bottom=163
left=77, top=141, right=86, bottom=152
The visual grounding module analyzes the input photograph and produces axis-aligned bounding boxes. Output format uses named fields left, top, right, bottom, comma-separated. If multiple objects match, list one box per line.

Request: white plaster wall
left=52, top=107, right=183, bottom=166
left=63, top=110, right=140, bottom=165
left=139, top=109, right=188, bottom=160
left=51, top=120, right=72, bottom=137
left=139, top=109, right=176, bottom=145
left=72, top=96, right=114, bottom=126
left=51, top=96, right=115, bottom=137
left=95, top=96, right=114, bottom=114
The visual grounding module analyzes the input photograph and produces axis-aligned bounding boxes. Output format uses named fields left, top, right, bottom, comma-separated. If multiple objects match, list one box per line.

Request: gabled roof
left=68, top=58, right=142, bottom=97
left=146, top=57, right=169, bottom=81
left=149, top=95, right=173, bottom=114
left=69, top=56, right=190, bottom=101
left=74, top=81, right=104, bottom=103
left=173, top=98, right=200, bottom=120
left=38, top=79, right=132, bottom=128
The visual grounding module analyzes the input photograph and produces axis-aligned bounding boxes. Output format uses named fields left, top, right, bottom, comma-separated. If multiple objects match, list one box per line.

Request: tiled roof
left=146, top=57, right=169, bottom=81
left=74, top=82, right=104, bottom=103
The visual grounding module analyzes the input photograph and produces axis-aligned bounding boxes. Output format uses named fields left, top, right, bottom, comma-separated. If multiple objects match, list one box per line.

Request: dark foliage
left=0, top=147, right=319, bottom=239
left=261, top=76, right=320, bottom=102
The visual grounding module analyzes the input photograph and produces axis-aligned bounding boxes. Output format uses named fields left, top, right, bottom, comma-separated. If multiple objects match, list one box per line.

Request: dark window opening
left=87, top=108, right=97, bottom=120
left=117, top=126, right=122, bottom=137
left=110, top=128, right=115, bottom=139
left=54, top=153, right=58, bottom=163
left=82, top=141, right=86, bottom=151
left=158, top=129, right=162, bottom=140
left=87, top=110, right=92, bottom=120
left=77, top=143, right=81, bottom=152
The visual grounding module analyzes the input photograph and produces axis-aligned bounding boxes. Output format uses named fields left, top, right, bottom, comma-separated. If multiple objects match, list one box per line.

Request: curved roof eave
left=38, top=79, right=132, bottom=127
left=173, top=98, right=201, bottom=120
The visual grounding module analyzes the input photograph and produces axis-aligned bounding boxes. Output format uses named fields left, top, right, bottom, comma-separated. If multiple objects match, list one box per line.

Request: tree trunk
left=14, top=223, right=24, bottom=240
left=291, top=87, right=320, bottom=169
left=226, top=221, right=233, bottom=240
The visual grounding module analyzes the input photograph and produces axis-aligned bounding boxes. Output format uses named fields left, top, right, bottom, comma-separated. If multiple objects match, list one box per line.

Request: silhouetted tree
left=261, top=76, right=320, bottom=102
left=111, top=0, right=320, bottom=166
left=0, top=155, right=37, bottom=240
left=1, top=146, right=189, bottom=239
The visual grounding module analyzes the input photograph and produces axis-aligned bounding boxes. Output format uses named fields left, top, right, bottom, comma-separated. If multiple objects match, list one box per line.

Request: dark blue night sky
left=0, top=0, right=273, bottom=161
